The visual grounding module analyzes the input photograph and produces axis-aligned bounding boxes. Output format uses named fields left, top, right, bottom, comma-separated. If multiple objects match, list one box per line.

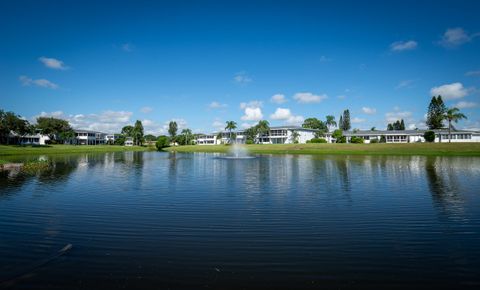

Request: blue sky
left=1, top=0, right=480, bottom=134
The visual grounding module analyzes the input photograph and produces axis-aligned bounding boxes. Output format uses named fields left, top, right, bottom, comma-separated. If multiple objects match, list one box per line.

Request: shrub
left=424, top=131, right=435, bottom=142
left=380, top=136, right=386, bottom=143
left=309, top=138, right=327, bottom=143
left=245, top=139, right=254, bottom=144
left=155, top=136, right=170, bottom=150
left=350, top=136, right=364, bottom=144
left=336, top=136, right=347, bottom=143
left=370, top=138, right=379, bottom=144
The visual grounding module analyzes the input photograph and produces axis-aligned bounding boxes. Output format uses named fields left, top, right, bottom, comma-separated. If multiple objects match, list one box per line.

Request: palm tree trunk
left=448, top=120, right=451, bottom=143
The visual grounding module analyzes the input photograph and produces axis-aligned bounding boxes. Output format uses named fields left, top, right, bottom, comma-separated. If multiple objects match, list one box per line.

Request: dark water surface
left=1, top=152, right=480, bottom=289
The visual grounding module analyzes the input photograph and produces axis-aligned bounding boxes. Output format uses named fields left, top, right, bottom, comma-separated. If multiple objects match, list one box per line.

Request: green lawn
left=0, top=144, right=154, bottom=156
left=165, top=143, right=480, bottom=156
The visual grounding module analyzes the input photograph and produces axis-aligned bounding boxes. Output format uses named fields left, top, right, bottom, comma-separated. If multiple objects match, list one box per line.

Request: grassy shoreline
left=0, top=144, right=154, bottom=157
left=165, top=143, right=480, bottom=156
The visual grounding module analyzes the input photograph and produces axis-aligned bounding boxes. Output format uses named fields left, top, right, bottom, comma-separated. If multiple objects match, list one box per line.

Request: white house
left=74, top=129, right=107, bottom=145
left=343, top=129, right=480, bottom=143
left=124, top=137, right=134, bottom=146
left=256, top=126, right=318, bottom=144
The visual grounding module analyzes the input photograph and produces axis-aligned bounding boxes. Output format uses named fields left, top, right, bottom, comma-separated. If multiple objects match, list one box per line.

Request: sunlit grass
left=0, top=144, right=154, bottom=156
left=165, top=143, right=480, bottom=156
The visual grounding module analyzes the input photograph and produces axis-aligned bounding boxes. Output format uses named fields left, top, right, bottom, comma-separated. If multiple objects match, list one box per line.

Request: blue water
left=1, top=152, right=479, bottom=289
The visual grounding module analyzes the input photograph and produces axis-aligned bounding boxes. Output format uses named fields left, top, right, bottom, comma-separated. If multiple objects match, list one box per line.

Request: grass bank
left=165, top=143, right=480, bottom=156
left=0, top=144, right=154, bottom=156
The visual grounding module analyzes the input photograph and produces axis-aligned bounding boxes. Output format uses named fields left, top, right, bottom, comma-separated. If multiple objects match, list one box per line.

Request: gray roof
left=74, top=129, right=106, bottom=134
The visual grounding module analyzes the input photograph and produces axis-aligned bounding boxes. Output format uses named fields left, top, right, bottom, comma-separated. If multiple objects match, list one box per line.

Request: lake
left=1, top=152, right=480, bottom=289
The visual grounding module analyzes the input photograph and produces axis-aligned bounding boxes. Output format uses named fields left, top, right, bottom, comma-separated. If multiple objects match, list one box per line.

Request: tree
left=225, top=121, right=237, bottom=144
left=256, top=120, right=270, bottom=136
left=133, top=120, right=144, bottom=146
left=332, top=129, right=345, bottom=143
left=371, top=127, right=376, bottom=131
left=424, top=131, right=435, bottom=142
left=168, top=121, right=178, bottom=145
left=181, top=128, right=193, bottom=145
left=339, top=115, right=343, bottom=131
left=341, top=110, right=351, bottom=131
left=325, top=115, right=337, bottom=132
left=291, top=130, right=300, bottom=143
left=0, top=110, right=32, bottom=144
left=400, top=119, right=405, bottom=130
left=121, top=125, right=134, bottom=137
left=144, top=134, right=157, bottom=142
left=387, top=119, right=405, bottom=131
left=444, top=107, right=467, bottom=143
left=244, top=126, right=257, bottom=143
left=36, top=116, right=73, bottom=143
left=155, top=135, right=170, bottom=150
left=426, top=96, right=446, bottom=130
left=387, top=123, right=394, bottom=131
left=302, top=118, right=327, bottom=130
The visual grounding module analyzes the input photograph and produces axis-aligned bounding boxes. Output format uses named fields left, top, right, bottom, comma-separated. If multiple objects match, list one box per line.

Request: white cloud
left=140, top=106, right=153, bottom=113
left=351, top=117, right=366, bottom=124
left=465, top=70, right=480, bottom=77
left=19, top=75, right=58, bottom=89
left=209, top=101, right=228, bottom=109
left=233, top=71, right=252, bottom=84
left=212, top=119, right=225, bottom=131
left=454, top=101, right=477, bottom=109
left=270, top=108, right=304, bottom=125
left=430, top=82, right=468, bottom=100
left=396, top=79, right=415, bottom=89
left=241, top=122, right=254, bottom=129
left=361, top=107, right=376, bottom=115
left=122, top=43, right=134, bottom=52
left=385, top=110, right=413, bottom=123
left=240, top=100, right=262, bottom=109
left=337, top=95, right=346, bottom=100
left=34, top=110, right=134, bottom=133
left=270, top=94, right=287, bottom=104
left=162, top=118, right=188, bottom=133
left=293, top=92, right=327, bottom=104
left=38, top=57, right=68, bottom=70
left=319, top=55, right=332, bottom=62
left=241, top=107, right=263, bottom=121
left=439, top=27, right=478, bottom=48
left=390, top=40, right=417, bottom=52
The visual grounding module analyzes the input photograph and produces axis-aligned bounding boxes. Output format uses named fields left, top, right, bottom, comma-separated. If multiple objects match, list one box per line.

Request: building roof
left=343, top=129, right=479, bottom=136
left=74, top=129, right=106, bottom=134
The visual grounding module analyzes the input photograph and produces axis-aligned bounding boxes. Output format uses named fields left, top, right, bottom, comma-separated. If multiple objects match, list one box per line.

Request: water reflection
left=1, top=152, right=479, bottom=289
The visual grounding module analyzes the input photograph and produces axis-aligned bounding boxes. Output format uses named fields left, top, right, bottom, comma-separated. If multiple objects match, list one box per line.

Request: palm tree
left=181, top=128, right=192, bottom=145
left=225, top=121, right=237, bottom=144
left=256, top=120, right=270, bottom=143
left=325, top=115, right=336, bottom=132
left=444, top=107, right=467, bottom=143
left=291, top=130, right=300, bottom=143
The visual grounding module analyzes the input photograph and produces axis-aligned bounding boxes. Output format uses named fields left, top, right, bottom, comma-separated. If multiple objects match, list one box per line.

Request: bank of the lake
left=165, top=143, right=480, bottom=156
left=0, top=144, right=154, bottom=157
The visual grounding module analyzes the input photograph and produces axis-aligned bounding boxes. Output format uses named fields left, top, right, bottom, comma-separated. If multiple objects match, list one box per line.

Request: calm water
left=1, top=152, right=480, bottom=289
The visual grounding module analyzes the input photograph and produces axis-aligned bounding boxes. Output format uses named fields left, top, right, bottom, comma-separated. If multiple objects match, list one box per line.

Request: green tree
left=0, top=110, right=33, bottom=144
left=291, top=130, right=300, bottom=143
left=325, top=115, right=336, bottom=132
left=155, top=135, right=170, bottom=150
left=225, top=121, right=237, bottom=144
left=400, top=119, right=405, bottom=130
left=339, top=115, right=343, bottom=131
left=302, top=118, right=326, bottom=130
left=371, top=127, right=376, bottom=131
left=424, top=131, right=435, bottom=142
left=121, top=125, right=134, bottom=137
left=181, top=128, right=193, bottom=145
left=36, top=116, right=73, bottom=144
left=144, top=134, right=157, bottom=142
left=256, top=120, right=270, bottom=136
left=332, top=129, right=345, bottom=143
left=444, top=107, right=467, bottom=143
left=133, top=120, right=144, bottom=145
left=168, top=121, right=178, bottom=145
left=244, top=126, right=257, bottom=143
left=426, top=96, right=447, bottom=130
left=341, top=109, right=351, bottom=131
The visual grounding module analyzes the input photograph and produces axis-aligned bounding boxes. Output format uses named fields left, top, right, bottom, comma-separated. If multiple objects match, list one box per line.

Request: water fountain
left=220, top=143, right=255, bottom=159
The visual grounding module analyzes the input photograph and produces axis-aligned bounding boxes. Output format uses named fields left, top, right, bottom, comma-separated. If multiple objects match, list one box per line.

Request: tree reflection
left=425, top=157, right=465, bottom=219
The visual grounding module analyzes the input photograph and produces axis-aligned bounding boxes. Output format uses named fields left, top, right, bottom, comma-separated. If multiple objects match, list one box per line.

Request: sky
left=1, top=0, right=480, bottom=134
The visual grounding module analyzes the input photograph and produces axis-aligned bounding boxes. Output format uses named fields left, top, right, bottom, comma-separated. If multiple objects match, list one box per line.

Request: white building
left=343, top=129, right=480, bottom=143
left=124, top=137, right=134, bottom=146
left=74, top=129, right=107, bottom=145
left=196, top=126, right=480, bottom=145
left=105, top=134, right=121, bottom=144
